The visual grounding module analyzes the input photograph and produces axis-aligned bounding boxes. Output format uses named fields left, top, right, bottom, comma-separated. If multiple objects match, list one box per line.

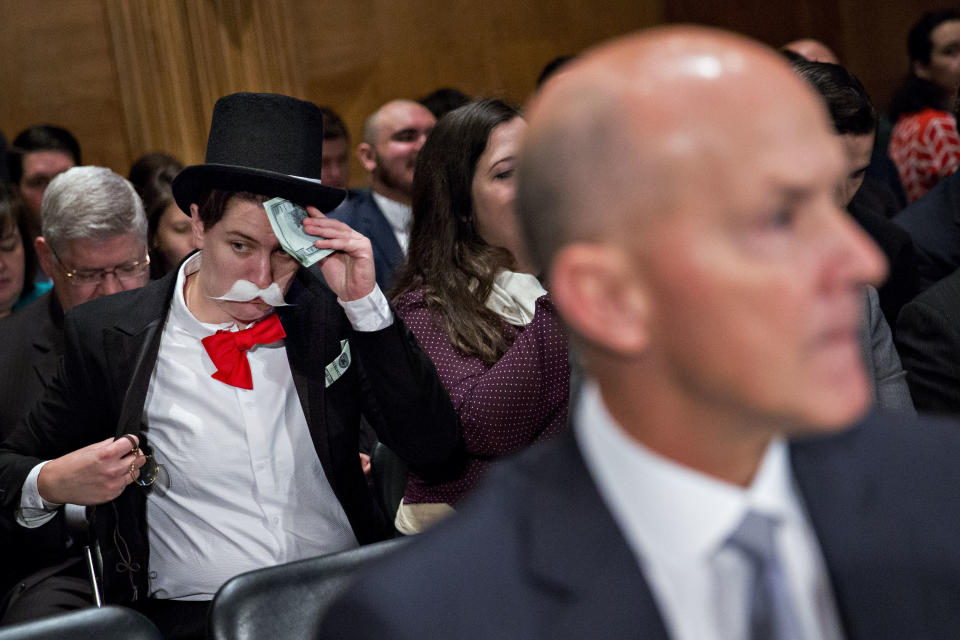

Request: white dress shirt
left=19, top=253, right=393, bottom=601
left=371, top=191, right=411, bottom=254
left=575, top=381, right=845, bottom=640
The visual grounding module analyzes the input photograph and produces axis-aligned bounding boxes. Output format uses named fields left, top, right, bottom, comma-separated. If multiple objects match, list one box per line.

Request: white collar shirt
left=574, top=380, right=845, bottom=640
left=371, top=191, right=411, bottom=254
left=143, top=253, right=357, bottom=600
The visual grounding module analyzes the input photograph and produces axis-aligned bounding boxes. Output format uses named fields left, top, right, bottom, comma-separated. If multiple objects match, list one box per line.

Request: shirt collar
left=170, top=252, right=244, bottom=338
left=575, top=380, right=799, bottom=566
left=371, top=191, right=411, bottom=234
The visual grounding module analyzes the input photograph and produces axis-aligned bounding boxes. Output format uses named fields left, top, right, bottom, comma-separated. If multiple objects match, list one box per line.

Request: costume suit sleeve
left=347, top=312, right=464, bottom=477
left=399, top=294, right=569, bottom=457
left=896, top=294, right=960, bottom=415
left=0, top=309, right=112, bottom=511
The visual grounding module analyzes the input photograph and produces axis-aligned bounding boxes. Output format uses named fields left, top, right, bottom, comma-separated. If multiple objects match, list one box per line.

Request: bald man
left=330, top=99, right=435, bottom=290
left=783, top=38, right=840, bottom=64
left=321, top=27, right=960, bottom=640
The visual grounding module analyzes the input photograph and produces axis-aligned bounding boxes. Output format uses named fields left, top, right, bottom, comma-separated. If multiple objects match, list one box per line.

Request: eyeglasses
left=51, top=247, right=150, bottom=286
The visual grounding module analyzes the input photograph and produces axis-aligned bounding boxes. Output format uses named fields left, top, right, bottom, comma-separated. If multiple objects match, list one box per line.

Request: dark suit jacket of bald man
left=0, top=265, right=462, bottom=605
left=329, top=189, right=404, bottom=292
left=321, top=413, right=960, bottom=639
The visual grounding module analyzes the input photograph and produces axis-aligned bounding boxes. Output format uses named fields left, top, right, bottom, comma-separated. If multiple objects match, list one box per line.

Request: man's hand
left=360, top=452, right=372, bottom=476
left=303, top=207, right=377, bottom=301
left=37, top=436, right=146, bottom=505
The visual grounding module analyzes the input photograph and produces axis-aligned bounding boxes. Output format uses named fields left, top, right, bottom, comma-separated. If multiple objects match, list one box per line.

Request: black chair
left=208, top=537, right=409, bottom=640
left=0, top=606, right=161, bottom=640
left=371, top=441, right=408, bottom=524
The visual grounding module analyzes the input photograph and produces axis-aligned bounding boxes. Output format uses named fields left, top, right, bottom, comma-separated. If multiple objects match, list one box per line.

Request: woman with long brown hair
left=390, top=99, right=570, bottom=534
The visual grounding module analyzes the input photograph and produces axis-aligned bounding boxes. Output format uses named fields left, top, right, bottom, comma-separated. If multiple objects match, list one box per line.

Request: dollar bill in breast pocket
left=325, top=339, right=351, bottom=387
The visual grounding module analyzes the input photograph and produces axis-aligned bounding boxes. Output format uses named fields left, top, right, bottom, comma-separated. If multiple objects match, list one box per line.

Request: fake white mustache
left=210, top=280, right=291, bottom=307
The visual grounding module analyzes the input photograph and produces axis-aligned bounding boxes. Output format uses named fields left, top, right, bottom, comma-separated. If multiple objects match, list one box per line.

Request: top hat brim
left=172, top=164, right=346, bottom=216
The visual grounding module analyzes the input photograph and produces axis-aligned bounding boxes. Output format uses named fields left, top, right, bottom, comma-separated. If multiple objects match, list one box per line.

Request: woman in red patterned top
left=889, top=9, right=960, bottom=203
left=389, top=99, right=570, bottom=534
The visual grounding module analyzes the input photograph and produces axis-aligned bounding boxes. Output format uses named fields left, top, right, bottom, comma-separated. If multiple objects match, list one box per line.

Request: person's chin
left=800, top=364, right=872, bottom=433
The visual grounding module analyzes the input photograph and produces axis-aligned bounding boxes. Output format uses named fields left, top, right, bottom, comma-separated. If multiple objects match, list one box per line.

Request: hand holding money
left=300, top=204, right=377, bottom=301
left=264, top=197, right=376, bottom=301
left=264, top=197, right=334, bottom=267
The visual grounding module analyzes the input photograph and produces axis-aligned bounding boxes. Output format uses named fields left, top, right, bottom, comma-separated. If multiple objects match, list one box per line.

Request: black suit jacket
left=847, top=201, right=920, bottom=327
left=896, top=266, right=960, bottom=415
left=321, top=413, right=960, bottom=639
left=0, top=266, right=461, bottom=604
left=330, top=189, right=404, bottom=292
left=0, top=291, right=71, bottom=599
left=894, top=170, right=960, bottom=292
left=0, top=291, right=64, bottom=439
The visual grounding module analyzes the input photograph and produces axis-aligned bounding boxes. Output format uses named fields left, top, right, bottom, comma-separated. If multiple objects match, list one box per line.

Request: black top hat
left=172, top=92, right=346, bottom=215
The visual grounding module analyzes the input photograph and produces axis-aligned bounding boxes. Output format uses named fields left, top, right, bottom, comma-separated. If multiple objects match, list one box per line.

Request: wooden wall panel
left=665, top=0, right=843, bottom=54
left=0, top=0, right=128, bottom=171
left=103, top=0, right=206, bottom=166
left=291, top=0, right=661, bottom=185
left=838, top=1, right=948, bottom=114
left=2, top=0, right=947, bottom=182
left=179, top=0, right=304, bottom=116
left=1, top=0, right=661, bottom=183
left=103, top=0, right=308, bottom=167
left=662, top=0, right=950, bottom=120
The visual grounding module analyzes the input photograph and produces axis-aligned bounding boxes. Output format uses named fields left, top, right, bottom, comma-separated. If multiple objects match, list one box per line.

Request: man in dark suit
left=322, top=27, right=960, bottom=639
left=0, top=166, right=149, bottom=437
left=0, top=93, right=460, bottom=638
left=0, top=166, right=149, bottom=603
left=790, top=59, right=919, bottom=328
left=331, top=99, right=435, bottom=291
left=896, top=265, right=960, bottom=414
left=894, top=169, right=960, bottom=292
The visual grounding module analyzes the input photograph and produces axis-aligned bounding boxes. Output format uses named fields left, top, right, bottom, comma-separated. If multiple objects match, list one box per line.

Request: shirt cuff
left=339, top=284, right=394, bottom=332
left=17, top=461, right=62, bottom=528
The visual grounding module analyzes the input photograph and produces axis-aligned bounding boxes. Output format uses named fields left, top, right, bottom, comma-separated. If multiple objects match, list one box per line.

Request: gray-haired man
left=0, top=166, right=149, bottom=615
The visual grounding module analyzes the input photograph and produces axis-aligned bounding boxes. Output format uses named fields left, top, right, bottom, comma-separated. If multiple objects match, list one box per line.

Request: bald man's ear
left=357, top=142, right=377, bottom=173
left=549, top=243, right=649, bottom=356
left=189, top=204, right=205, bottom=249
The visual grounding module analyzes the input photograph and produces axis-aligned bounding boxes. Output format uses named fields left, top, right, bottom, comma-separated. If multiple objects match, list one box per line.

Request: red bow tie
left=201, top=314, right=287, bottom=389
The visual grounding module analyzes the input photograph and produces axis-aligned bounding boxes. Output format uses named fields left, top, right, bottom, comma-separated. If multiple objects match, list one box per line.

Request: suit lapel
left=522, top=433, right=670, bottom=640
left=102, top=272, right=178, bottom=438
left=279, top=270, right=336, bottom=485
left=30, top=294, right=64, bottom=388
left=109, top=319, right=163, bottom=437
left=789, top=420, right=875, bottom=640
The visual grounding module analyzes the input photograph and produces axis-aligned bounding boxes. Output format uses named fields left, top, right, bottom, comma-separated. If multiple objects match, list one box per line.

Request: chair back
left=209, top=537, right=409, bottom=640
left=371, top=442, right=409, bottom=523
left=0, top=605, right=161, bottom=640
